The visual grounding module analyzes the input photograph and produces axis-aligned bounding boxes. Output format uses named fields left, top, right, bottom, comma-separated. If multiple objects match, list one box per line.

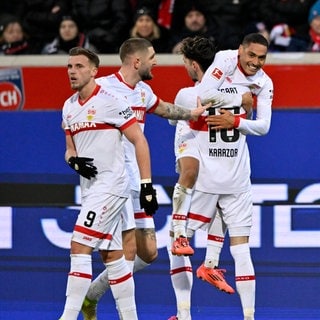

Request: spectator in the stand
left=169, top=2, right=217, bottom=53
left=136, top=0, right=179, bottom=31
left=17, top=0, right=70, bottom=54
left=0, top=14, right=30, bottom=55
left=197, top=0, right=259, bottom=50
left=138, top=0, right=262, bottom=50
left=0, top=1, right=22, bottom=16
left=130, top=7, right=170, bottom=53
left=72, top=0, right=132, bottom=53
left=260, top=0, right=316, bottom=52
left=308, top=0, right=320, bottom=51
left=42, top=15, right=97, bottom=54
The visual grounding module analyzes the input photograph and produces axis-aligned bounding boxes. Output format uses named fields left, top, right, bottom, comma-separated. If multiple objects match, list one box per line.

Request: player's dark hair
left=242, top=33, right=269, bottom=49
left=179, top=36, right=217, bottom=73
left=69, top=47, right=100, bottom=67
left=119, top=38, right=153, bottom=62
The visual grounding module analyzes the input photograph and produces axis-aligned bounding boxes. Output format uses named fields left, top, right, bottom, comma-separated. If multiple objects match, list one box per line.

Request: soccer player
left=58, top=47, right=158, bottom=320
left=169, top=33, right=273, bottom=320
left=80, top=37, right=220, bottom=319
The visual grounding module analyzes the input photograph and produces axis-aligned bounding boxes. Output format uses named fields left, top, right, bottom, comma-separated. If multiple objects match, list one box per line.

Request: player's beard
left=139, top=68, right=153, bottom=81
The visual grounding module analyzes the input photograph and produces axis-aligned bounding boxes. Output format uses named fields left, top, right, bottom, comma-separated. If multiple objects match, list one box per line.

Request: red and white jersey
left=177, top=49, right=273, bottom=194
left=62, top=84, right=137, bottom=198
left=96, top=72, right=160, bottom=191
left=198, top=49, right=273, bottom=135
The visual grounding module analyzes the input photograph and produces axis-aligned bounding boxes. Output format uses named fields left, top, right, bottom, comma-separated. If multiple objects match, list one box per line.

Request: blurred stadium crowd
left=1, top=0, right=320, bottom=55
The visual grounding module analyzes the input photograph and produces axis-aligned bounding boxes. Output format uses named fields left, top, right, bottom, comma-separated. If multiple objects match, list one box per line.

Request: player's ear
left=192, top=60, right=198, bottom=71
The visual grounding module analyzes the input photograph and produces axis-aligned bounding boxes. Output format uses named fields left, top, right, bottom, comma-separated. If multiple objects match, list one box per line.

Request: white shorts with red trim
left=121, top=190, right=155, bottom=231
left=187, top=189, right=253, bottom=237
left=72, top=193, right=126, bottom=251
left=174, top=123, right=200, bottom=173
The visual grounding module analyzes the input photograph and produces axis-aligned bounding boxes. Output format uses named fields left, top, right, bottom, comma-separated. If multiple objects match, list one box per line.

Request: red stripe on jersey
left=147, top=96, right=160, bottom=114
left=235, top=275, right=256, bottom=282
left=65, top=128, right=71, bottom=135
left=188, top=212, right=211, bottom=223
left=131, top=106, right=146, bottom=123
left=134, top=211, right=153, bottom=219
left=109, top=272, right=132, bottom=285
left=172, top=214, right=187, bottom=221
left=119, top=117, right=137, bottom=131
left=208, top=234, right=224, bottom=243
left=189, top=113, right=246, bottom=132
left=74, top=225, right=113, bottom=240
left=70, top=122, right=117, bottom=136
left=68, top=271, right=92, bottom=279
left=170, top=266, right=192, bottom=275
left=189, top=115, right=208, bottom=131
left=234, top=113, right=246, bottom=127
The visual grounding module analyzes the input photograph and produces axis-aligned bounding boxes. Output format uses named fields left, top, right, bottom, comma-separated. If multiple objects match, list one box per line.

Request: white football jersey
left=96, top=72, right=159, bottom=191
left=62, top=84, right=137, bottom=198
left=176, top=49, right=273, bottom=194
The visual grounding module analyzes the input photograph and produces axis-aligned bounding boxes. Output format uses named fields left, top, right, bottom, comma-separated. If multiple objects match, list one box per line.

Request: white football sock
left=204, top=212, right=226, bottom=268
left=59, top=254, right=92, bottom=320
left=230, top=243, right=255, bottom=320
left=172, top=183, right=193, bottom=239
left=106, top=256, right=137, bottom=319
left=167, top=242, right=192, bottom=320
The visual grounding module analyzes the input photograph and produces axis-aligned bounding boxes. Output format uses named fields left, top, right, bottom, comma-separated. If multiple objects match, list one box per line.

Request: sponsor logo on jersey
left=211, top=67, right=223, bottom=80
left=119, top=106, right=134, bottom=119
left=70, top=122, right=97, bottom=133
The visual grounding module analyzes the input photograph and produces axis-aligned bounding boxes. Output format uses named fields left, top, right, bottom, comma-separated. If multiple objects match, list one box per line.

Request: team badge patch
left=211, top=67, right=223, bottom=80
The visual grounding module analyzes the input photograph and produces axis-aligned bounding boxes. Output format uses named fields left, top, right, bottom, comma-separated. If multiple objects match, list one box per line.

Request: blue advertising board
left=0, top=110, right=319, bottom=319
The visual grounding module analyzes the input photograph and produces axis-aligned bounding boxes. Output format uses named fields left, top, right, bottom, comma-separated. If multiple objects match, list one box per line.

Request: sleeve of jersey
left=197, top=52, right=242, bottom=108
left=144, top=83, right=160, bottom=114
left=119, top=117, right=137, bottom=131
left=62, top=104, right=71, bottom=135
left=237, top=79, right=273, bottom=136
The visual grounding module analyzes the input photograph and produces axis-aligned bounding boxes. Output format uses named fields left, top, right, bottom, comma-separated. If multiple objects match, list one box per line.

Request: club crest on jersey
left=211, top=67, right=223, bottom=80
left=87, top=108, right=96, bottom=121
left=178, top=142, right=187, bottom=154
left=140, top=90, right=146, bottom=103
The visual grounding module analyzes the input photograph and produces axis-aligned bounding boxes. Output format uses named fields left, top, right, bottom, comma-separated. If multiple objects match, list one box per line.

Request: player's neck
left=118, top=68, right=139, bottom=88
left=78, top=82, right=98, bottom=102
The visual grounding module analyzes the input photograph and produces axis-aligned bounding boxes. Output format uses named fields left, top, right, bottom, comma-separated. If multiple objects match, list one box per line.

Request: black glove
left=68, top=156, right=97, bottom=179
left=140, top=182, right=159, bottom=216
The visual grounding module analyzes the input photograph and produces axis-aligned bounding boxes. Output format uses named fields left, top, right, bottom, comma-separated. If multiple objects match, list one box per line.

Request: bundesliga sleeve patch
left=211, top=67, right=223, bottom=80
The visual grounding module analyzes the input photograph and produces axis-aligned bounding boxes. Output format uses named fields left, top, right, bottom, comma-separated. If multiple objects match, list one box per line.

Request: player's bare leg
left=134, top=227, right=157, bottom=271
